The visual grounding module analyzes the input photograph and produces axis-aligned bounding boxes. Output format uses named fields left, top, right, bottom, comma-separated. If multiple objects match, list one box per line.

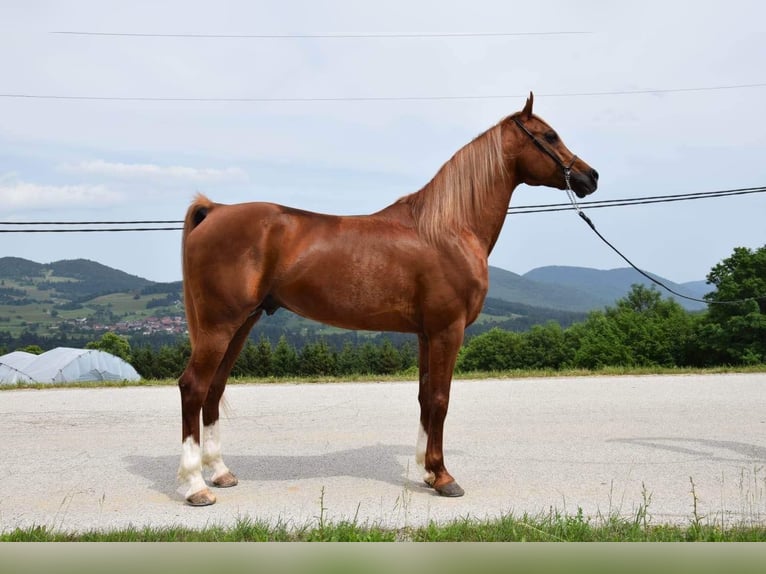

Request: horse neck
left=471, top=171, right=520, bottom=256
left=389, top=168, right=520, bottom=257
left=397, top=125, right=524, bottom=256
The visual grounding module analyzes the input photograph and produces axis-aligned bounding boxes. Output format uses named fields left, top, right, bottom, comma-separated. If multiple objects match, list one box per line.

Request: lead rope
left=562, top=179, right=761, bottom=307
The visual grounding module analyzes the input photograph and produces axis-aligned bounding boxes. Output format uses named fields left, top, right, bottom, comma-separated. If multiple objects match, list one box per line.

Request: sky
left=1, top=0, right=765, bottom=284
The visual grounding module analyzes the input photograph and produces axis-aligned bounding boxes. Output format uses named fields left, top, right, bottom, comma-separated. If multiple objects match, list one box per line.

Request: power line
left=1, top=185, right=763, bottom=233
left=508, top=186, right=766, bottom=214
left=51, top=30, right=592, bottom=39
left=2, top=83, right=766, bottom=103
left=0, top=227, right=182, bottom=233
left=0, top=220, right=182, bottom=225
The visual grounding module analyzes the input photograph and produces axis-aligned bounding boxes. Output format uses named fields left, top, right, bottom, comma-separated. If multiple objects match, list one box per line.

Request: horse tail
left=182, top=194, right=216, bottom=348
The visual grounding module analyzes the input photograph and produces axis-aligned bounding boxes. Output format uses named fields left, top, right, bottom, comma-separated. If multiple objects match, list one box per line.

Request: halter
left=513, top=116, right=580, bottom=210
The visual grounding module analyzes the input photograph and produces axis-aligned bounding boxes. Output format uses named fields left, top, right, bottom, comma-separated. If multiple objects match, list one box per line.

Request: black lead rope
left=513, top=115, right=763, bottom=307
left=567, top=196, right=762, bottom=307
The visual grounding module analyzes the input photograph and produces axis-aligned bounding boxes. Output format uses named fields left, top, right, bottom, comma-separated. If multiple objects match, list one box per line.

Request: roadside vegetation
left=4, top=503, right=766, bottom=541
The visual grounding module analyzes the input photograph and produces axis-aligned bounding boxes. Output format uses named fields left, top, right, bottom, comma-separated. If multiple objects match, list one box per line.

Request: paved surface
left=1, top=373, right=765, bottom=533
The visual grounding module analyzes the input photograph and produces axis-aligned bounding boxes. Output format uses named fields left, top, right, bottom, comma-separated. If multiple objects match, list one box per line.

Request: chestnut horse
left=177, top=93, right=598, bottom=505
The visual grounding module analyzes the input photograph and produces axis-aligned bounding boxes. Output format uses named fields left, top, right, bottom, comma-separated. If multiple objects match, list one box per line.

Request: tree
left=377, top=339, right=402, bottom=374
left=457, top=328, right=524, bottom=372
left=131, top=346, right=158, bottom=379
left=568, top=285, right=694, bottom=368
left=155, top=341, right=190, bottom=379
left=252, top=336, right=273, bottom=377
left=85, top=332, right=132, bottom=362
left=519, top=322, right=570, bottom=369
left=358, top=341, right=381, bottom=374
left=272, top=335, right=298, bottom=376
left=231, top=340, right=258, bottom=378
left=337, top=341, right=362, bottom=375
left=298, top=339, right=337, bottom=376
left=606, top=285, right=694, bottom=367
left=17, top=344, right=44, bottom=355
left=697, top=245, right=766, bottom=364
left=568, top=312, right=632, bottom=369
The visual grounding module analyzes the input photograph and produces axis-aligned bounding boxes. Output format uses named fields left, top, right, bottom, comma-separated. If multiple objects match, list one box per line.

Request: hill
left=44, top=259, right=153, bottom=300
left=0, top=257, right=152, bottom=300
left=0, top=256, right=46, bottom=278
left=522, top=266, right=710, bottom=311
left=0, top=257, right=182, bottom=342
left=0, top=257, right=709, bottom=348
left=487, top=266, right=603, bottom=312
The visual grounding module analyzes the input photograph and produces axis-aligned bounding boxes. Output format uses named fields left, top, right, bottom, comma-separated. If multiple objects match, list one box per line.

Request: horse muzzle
left=570, top=167, right=599, bottom=198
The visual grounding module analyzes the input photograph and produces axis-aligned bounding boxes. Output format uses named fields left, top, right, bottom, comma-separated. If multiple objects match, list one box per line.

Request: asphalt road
left=1, top=373, right=764, bottom=534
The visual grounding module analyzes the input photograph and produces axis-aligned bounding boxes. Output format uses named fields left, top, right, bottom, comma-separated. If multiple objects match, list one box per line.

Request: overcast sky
left=1, top=0, right=764, bottom=284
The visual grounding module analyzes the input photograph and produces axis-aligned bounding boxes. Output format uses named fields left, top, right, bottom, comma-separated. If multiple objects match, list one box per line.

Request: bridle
left=513, top=118, right=577, bottom=191
left=513, top=116, right=580, bottom=210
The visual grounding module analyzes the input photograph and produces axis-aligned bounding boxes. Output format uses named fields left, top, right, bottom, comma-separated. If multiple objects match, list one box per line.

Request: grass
left=3, top=507, right=766, bottom=542
left=3, top=476, right=766, bottom=542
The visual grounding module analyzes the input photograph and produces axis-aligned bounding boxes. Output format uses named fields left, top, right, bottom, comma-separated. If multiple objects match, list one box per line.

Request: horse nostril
left=590, top=169, right=599, bottom=182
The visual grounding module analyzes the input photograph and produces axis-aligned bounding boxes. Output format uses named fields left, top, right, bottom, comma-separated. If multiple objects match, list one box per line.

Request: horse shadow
left=605, top=437, right=766, bottom=463
left=124, top=443, right=421, bottom=499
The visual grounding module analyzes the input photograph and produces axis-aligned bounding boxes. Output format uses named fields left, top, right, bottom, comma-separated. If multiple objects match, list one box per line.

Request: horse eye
left=543, top=131, right=558, bottom=144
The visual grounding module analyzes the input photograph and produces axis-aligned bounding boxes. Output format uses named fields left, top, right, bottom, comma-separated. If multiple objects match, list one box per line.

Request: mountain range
left=491, top=265, right=709, bottom=312
left=0, top=256, right=709, bottom=311
left=0, top=256, right=711, bottom=343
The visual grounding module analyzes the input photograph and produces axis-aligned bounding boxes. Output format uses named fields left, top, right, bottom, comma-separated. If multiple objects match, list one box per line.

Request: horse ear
left=522, top=92, right=534, bottom=119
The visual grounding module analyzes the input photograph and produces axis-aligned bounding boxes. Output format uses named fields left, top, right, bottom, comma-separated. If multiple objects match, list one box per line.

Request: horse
left=176, top=92, right=598, bottom=506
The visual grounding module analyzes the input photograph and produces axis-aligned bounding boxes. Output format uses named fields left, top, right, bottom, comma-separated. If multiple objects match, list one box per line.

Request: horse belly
left=280, top=268, right=420, bottom=332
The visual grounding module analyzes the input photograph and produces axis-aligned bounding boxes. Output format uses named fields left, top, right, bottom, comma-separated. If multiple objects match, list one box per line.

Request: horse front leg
left=416, top=334, right=432, bottom=484
left=422, top=324, right=465, bottom=497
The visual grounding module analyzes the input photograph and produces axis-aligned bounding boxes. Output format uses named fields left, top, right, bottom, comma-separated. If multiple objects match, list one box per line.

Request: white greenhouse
left=0, top=347, right=141, bottom=385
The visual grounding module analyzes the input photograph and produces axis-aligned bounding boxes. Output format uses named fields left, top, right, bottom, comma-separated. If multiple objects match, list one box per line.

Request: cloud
left=60, top=160, right=249, bottom=184
left=0, top=175, right=121, bottom=208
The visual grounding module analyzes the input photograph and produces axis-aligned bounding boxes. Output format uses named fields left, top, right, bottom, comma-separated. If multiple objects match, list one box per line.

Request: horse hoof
left=436, top=481, right=465, bottom=497
left=212, top=471, right=238, bottom=488
left=186, top=488, right=217, bottom=506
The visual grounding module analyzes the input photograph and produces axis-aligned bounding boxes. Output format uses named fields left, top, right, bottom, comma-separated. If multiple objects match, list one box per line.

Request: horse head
left=504, top=92, right=599, bottom=199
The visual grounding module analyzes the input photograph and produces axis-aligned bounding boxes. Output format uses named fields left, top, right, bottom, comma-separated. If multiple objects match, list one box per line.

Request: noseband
left=513, top=117, right=577, bottom=191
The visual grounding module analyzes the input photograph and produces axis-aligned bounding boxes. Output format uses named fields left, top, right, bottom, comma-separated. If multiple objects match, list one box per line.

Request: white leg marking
left=416, top=423, right=435, bottom=484
left=416, top=423, right=427, bottom=467
left=201, top=421, right=231, bottom=481
left=177, top=436, right=207, bottom=499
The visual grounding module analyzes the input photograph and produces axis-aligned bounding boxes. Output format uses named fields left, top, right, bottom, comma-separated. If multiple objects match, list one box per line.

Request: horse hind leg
left=177, top=314, right=258, bottom=506
left=177, top=339, right=228, bottom=506
left=201, top=312, right=261, bottom=491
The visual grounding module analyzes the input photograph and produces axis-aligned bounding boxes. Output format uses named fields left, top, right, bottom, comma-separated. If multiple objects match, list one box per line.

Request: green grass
left=3, top=508, right=765, bottom=542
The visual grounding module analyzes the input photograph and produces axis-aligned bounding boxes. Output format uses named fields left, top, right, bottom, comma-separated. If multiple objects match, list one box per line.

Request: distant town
left=58, top=315, right=187, bottom=336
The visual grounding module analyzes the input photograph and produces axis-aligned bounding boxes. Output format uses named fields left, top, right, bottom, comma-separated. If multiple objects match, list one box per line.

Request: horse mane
left=397, top=121, right=507, bottom=243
